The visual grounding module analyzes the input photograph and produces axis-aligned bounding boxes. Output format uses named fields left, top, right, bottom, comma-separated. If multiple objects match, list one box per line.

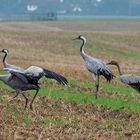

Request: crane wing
left=9, top=71, right=29, bottom=84
left=7, top=68, right=39, bottom=86
left=43, top=68, right=68, bottom=85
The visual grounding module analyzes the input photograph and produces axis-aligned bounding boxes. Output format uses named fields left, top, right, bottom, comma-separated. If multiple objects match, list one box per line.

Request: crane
left=73, top=35, right=113, bottom=98
left=0, top=48, right=68, bottom=109
left=107, top=60, right=140, bottom=92
left=0, top=48, right=68, bottom=85
left=0, top=69, right=40, bottom=110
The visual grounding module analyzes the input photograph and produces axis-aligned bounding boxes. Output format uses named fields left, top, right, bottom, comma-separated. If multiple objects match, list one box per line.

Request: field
left=0, top=19, right=140, bottom=139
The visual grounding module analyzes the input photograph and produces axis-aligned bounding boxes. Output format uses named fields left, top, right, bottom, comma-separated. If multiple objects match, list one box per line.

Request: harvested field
left=0, top=19, right=140, bottom=139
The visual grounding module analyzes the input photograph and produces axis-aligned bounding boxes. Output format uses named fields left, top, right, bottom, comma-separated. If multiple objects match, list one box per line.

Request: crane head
left=72, top=35, right=86, bottom=43
left=106, top=60, right=119, bottom=67
left=0, top=49, right=9, bottom=54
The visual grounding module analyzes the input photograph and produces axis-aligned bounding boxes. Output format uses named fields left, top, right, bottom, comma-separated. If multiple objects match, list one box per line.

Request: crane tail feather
left=128, top=82, right=140, bottom=93
left=99, top=69, right=114, bottom=82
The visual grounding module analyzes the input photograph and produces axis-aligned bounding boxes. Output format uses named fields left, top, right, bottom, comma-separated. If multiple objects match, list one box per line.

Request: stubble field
left=0, top=19, right=140, bottom=139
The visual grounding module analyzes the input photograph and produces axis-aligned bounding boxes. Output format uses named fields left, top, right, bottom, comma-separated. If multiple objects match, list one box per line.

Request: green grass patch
left=22, top=115, right=32, bottom=125
left=42, top=117, right=65, bottom=128
left=102, top=82, right=137, bottom=94
left=7, top=105, right=19, bottom=117
left=38, top=80, right=140, bottom=112
left=0, top=78, right=140, bottom=113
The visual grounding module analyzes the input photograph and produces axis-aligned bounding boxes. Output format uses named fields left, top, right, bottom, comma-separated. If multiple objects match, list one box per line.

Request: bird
left=73, top=35, right=113, bottom=98
left=0, top=48, right=68, bottom=85
left=0, top=69, right=40, bottom=110
left=107, top=60, right=140, bottom=92
left=0, top=48, right=68, bottom=109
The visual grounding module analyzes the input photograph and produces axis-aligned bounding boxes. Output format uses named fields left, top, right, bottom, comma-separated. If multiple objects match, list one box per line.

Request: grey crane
left=0, top=48, right=68, bottom=85
left=0, top=69, right=40, bottom=110
left=0, top=48, right=68, bottom=109
left=73, top=35, right=113, bottom=98
left=107, top=60, right=140, bottom=92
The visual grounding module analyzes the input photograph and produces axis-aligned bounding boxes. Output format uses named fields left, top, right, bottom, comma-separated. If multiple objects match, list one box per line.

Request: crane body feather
left=121, top=74, right=140, bottom=92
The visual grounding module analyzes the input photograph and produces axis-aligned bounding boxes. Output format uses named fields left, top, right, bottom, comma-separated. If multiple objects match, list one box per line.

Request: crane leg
left=95, top=70, right=100, bottom=99
left=13, top=92, right=19, bottom=99
left=95, top=77, right=99, bottom=99
left=30, top=89, right=39, bottom=110
left=92, top=73, right=100, bottom=99
left=22, top=93, right=28, bottom=110
left=92, top=74, right=99, bottom=99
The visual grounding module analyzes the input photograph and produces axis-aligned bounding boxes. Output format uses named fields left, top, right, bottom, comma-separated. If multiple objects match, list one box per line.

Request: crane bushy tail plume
left=99, top=68, right=113, bottom=82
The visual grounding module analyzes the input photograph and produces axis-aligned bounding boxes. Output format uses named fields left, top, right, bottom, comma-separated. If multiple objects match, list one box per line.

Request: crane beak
left=106, top=62, right=111, bottom=65
left=72, top=37, right=79, bottom=40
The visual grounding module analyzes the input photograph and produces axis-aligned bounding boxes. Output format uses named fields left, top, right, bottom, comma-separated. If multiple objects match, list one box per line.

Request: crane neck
left=116, top=63, right=123, bottom=75
left=3, top=53, right=8, bottom=68
left=80, top=39, right=86, bottom=59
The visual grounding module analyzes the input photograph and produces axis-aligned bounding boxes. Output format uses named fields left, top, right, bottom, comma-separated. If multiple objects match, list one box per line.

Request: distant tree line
left=0, top=0, right=140, bottom=17
left=58, top=0, right=140, bottom=16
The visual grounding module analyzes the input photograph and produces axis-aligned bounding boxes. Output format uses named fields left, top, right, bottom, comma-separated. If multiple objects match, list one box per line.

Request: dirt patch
left=0, top=93, right=140, bottom=139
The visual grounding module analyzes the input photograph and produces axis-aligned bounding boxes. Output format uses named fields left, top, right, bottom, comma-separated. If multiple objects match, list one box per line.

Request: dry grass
left=0, top=92, right=140, bottom=140
left=0, top=19, right=140, bottom=139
